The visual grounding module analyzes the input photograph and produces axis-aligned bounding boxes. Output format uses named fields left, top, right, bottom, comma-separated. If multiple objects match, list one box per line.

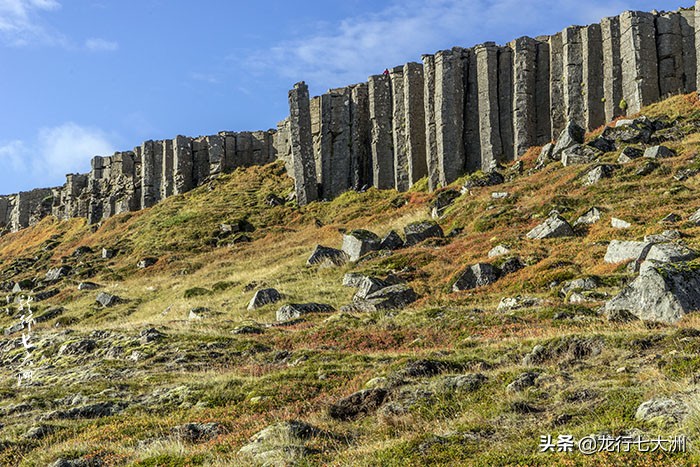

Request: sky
left=0, top=0, right=686, bottom=194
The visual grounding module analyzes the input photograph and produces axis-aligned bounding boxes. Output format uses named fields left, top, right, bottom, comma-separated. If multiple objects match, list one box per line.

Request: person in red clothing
left=383, top=68, right=389, bottom=75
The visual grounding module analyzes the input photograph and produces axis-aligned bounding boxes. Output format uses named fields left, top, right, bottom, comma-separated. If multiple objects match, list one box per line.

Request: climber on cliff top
left=383, top=68, right=389, bottom=76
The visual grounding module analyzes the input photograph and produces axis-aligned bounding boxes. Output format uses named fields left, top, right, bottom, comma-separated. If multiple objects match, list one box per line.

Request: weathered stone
left=276, top=303, right=335, bottom=321
left=172, top=135, right=193, bottom=195
left=645, top=230, right=681, bottom=243
left=46, top=266, right=71, bottom=282
left=488, top=245, right=511, bottom=258
left=342, top=229, right=381, bottom=261
left=690, top=207, right=700, bottom=224
left=171, top=422, right=222, bottom=442
left=248, top=288, right=282, bottom=310
left=549, top=32, right=566, bottom=137
left=498, top=296, right=543, bottom=311
left=379, top=230, right=404, bottom=250
left=353, top=277, right=389, bottom=301
left=602, top=119, right=654, bottom=144
left=390, top=67, right=410, bottom=191
left=368, top=74, right=394, bottom=189
left=561, top=277, right=599, bottom=296
left=306, top=245, right=348, bottom=267
left=403, top=62, right=427, bottom=185
left=552, top=122, right=585, bottom=159
left=349, top=84, right=371, bottom=191
left=611, top=217, right=632, bottom=229
left=500, top=257, right=526, bottom=275
left=604, top=240, right=652, bottom=265
left=617, top=146, right=644, bottom=163
left=137, top=257, right=157, bottom=269
left=452, top=263, right=500, bottom=291
left=536, top=143, right=554, bottom=168
left=140, top=328, right=164, bottom=344
left=680, top=8, right=696, bottom=93
left=238, top=420, right=319, bottom=464
left=644, top=145, right=676, bottom=159
left=435, top=49, right=465, bottom=184
left=644, top=243, right=698, bottom=264
left=475, top=43, right=503, bottom=170
left=574, top=207, right=602, bottom=226
left=288, top=82, right=318, bottom=205
left=562, top=26, right=585, bottom=126
left=535, top=39, right=552, bottom=145
left=582, top=24, right=605, bottom=130
left=511, top=37, right=538, bottom=157
left=344, top=284, right=418, bottom=312
left=462, top=170, right=505, bottom=190
left=506, top=371, right=539, bottom=393
left=635, top=397, right=690, bottom=425
left=499, top=46, right=515, bottom=161
left=585, top=164, right=615, bottom=185
left=328, top=388, right=388, bottom=420
left=587, top=137, right=616, bottom=153
left=101, top=248, right=115, bottom=259
left=422, top=54, right=440, bottom=191
left=404, top=220, right=444, bottom=246
left=620, top=11, right=659, bottom=114
left=636, top=160, right=659, bottom=176
left=319, top=87, right=352, bottom=199
left=526, top=214, right=575, bottom=239
left=656, top=12, right=684, bottom=98
left=602, top=16, right=625, bottom=121
left=342, top=273, right=366, bottom=288
left=96, top=292, right=121, bottom=308
left=464, top=47, right=481, bottom=172
left=561, top=144, right=602, bottom=166
left=605, top=261, right=700, bottom=323
left=431, top=189, right=460, bottom=219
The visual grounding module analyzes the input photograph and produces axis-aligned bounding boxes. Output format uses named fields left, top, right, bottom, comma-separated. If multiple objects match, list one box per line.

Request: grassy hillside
left=1, top=94, right=700, bottom=465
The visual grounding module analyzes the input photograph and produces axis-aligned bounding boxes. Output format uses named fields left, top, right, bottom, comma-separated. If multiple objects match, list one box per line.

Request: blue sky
left=0, top=0, right=684, bottom=194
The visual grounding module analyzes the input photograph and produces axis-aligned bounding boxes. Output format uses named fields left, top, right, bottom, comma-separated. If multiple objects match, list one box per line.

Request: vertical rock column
left=141, top=140, right=156, bottom=208
left=368, top=74, right=394, bottom=189
left=326, top=87, right=352, bottom=198
left=582, top=24, right=605, bottom=129
left=192, top=137, right=211, bottom=186
left=656, top=12, right=684, bottom=98
left=173, top=136, right=193, bottom=195
left=535, top=38, right=552, bottom=144
left=435, top=48, right=465, bottom=184
left=288, top=82, right=318, bottom=206
left=511, top=37, right=537, bottom=157
left=602, top=16, right=624, bottom=121
left=161, top=139, right=174, bottom=199
left=390, top=67, right=410, bottom=191
left=475, top=43, right=503, bottom=170
left=463, top=48, right=481, bottom=172
left=207, top=135, right=225, bottom=177
left=403, top=62, right=427, bottom=186
left=562, top=26, right=585, bottom=127
left=620, top=11, right=659, bottom=114
left=350, top=84, right=371, bottom=190
left=680, top=8, right=696, bottom=93
left=422, top=54, right=440, bottom=191
left=498, top=46, right=514, bottom=161
left=549, top=33, right=566, bottom=137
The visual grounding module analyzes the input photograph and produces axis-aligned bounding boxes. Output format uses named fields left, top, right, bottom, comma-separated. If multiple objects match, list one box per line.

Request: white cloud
left=85, top=37, right=118, bottom=52
left=246, top=0, right=654, bottom=93
left=0, top=123, right=115, bottom=191
left=0, top=0, right=63, bottom=46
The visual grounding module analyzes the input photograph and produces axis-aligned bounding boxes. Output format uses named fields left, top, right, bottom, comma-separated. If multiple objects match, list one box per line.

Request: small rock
left=462, top=171, right=505, bottom=189
left=500, top=257, right=526, bottom=275
left=171, top=422, right=222, bottom=442
left=95, top=292, right=121, bottom=308
left=587, top=137, right=616, bottom=153
left=404, top=220, right=444, bottom=246
left=604, top=240, right=652, bottom=266
left=452, top=263, right=500, bottom=291
left=343, top=284, right=418, bottom=312
left=506, top=371, right=539, bottom=393
left=574, top=207, right=602, bottom=226
left=247, top=288, right=282, bottom=310
left=101, top=248, right=115, bottom=259
left=526, top=214, right=575, bottom=239
left=46, top=266, right=71, bottom=282
left=561, top=144, right=602, bottom=166
left=644, top=243, right=697, bottom=264
left=342, top=229, right=381, bottom=261
left=379, top=230, right=404, bottom=250
left=353, top=277, right=389, bottom=301
left=660, top=213, right=682, bottom=224
left=635, top=397, right=689, bottom=425
left=238, top=420, right=319, bottom=463
left=644, top=145, right=676, bottom=159
left=439, top=374, right=487, bottom=392
left=342, top=273, right=365, bottom=288
left=585, top=165, right=615, bottom=185
left=78, top=282, right=100, bottom=291
left=328, top=388, right=388, bottom=421
left=617, top=146, right=643, bottom=164
left=611, top=218, right=631, bottom=229
left=58, top=339, right=97, bottom=356
left=140, top=328, right=164, bottom=344
left=636, top=160, right=659, bottom=176
left=644, top=230, right=681, bottom=243
left=137, top=257, right=158, bottom=269
left=561, top=277, right=599, bottom=296
left=689, top=208, right=700, bottom=225
left=276, top=303, right=335, bottom=321
left=488, top=245, right=510, bottom=258
left=431, top=189, right=461, bottom=218
left=522, top=344, right=548, bottom=366
left=497, top=296, right=543, bottom=311
left=306, top=245, right=348, bottom=267
left=552, top=122, right=586, bottom=158
left=188, top=307, right=215, bottom=320
left=535, top=143, right=554, bottom=168
left=491, top=192, right=510, bottom=199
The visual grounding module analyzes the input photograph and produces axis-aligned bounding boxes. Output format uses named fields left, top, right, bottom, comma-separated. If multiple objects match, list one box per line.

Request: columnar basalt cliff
left=1, top=5, right=697, bottom=231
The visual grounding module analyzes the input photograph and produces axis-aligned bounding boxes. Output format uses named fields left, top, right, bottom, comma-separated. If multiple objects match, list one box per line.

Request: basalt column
left=535, top=38, right=552, bottom=144
left=288, top=82, right=318, bottom=205
left=511, top=37, right=537, bottom=157
left=141, top=140, right=160, bottom=208
left=390, top=67, right=410, bottom=191
left=602, top=16, right=624, bottom=121
left=549, top=33, right=566, bottom=136
left=463, top=48, right=481, bottom=172
left=498, top=46, right=514, bottom=161
left=207, top=134, right=225, bottom=177
left=368, top=74, right=394, bottom=189
left=349, top=84, right=371, bottom=190
left=656, top=12, right=684, bottom=98
left=161, top=139, right=174, bottom=199
left=192, top=137, right=210, bottom=187
left=679, top=8, right=696, bottom=93
left=320, top=87, right=352, bottom=199
left=562, top=26, right=585, bottom=127
left=475, top=43, right=503, bottom=170
left=620, top=11, right=659, bottom=114
left=403, top=62, right=427, bottom=185
left=435, top=48, right=465, bottom=184
left=582, top=24, right=605, bottom=130
left=422, top=54, right=440, bottom=191
left=173, top=136, right=194, bottom=195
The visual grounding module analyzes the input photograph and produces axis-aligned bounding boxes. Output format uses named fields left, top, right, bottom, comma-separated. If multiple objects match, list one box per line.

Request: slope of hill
left=1, top=94, right=700, bottom=465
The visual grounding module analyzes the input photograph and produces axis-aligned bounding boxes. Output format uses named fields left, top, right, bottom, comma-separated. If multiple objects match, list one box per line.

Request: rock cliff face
left=1, top=5, right=698, bottom=230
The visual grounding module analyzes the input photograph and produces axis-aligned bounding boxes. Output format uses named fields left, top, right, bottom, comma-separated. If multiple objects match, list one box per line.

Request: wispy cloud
left=0, top=122, right=115, bottom=192
left=0, top=0, right=64, bottom=46
left=246, top=0, right=656, bottom=93
left=189, top=72, right=220, bottom=84
left=84, top=37, right=118, bottom=52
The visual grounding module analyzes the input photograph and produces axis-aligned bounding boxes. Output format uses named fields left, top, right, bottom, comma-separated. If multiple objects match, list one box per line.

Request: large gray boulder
left=526, top=214, right=575, bottom=239
left=584, top=165, right=615, bottom=185
left=353, top=277, right=389, bottom=301
left=573, top=207, right=602, bottom=226
left=342, top=229, right=380, bottom=261
left=342, top=284, right=418, bottom=312
left=247, top=288, right=282, bottom=310
left=452, top=263, right=500, bottom=291
left=552, top=122, right=585, bottom=159
left=644, top=145, right=676, bottom=159
left=604, top=240, right=653, bottom=265
left=404, top=220, right=444, bottom=246
left=605, top=261, right=700, bottom=323
left=561, top=145, right=602, bottom=166
left=306, top=245, right=348, bottom=267
left=645, top=243, right=698, bottom=264
left=96, top=292, right=121, bottom=308
left=379, top=230, right=404, bottom=250
left=276, top=303, right=335, bottom=321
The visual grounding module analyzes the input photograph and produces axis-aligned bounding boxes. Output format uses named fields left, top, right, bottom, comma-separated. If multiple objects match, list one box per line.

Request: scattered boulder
left=438, top=373, right=487, bottom=392
left=72, top=246, right=93, bottom=257
left=604, top=240, right=653, bottom=265
left=644, top=243, right=697, bottom=264
left=276, top=303, right=335, bottom=321
left=497, top=296, right=543, bottom=311
left=101, top=248, right=115, bottom=259
left=644, top=145, right=676, bottom=159
left=585, top=165, right=615, bottom=185
left=45, top=402, right=124, bottom=420
left=635, top=397, right=689, bottom=426
left=137, top=257, right=158, bottom=269
left=34, top=307, right=64, bottom=323
left=46, top=266, right=71, bottom=282
left=95, top=292, right=121, bottom=308
left=328, top=388, right=388, bottom=421
left=188, top=307, right=216, bottom=321
left=379, top=230, right=404, bottom=250
left=611, top=217, right=631, bottom=229
left=506, top=371, right=539, bottom=393
left=561, top=277, right=599, bottom=296
left=247, top=288, right=282, bottom=310
left=265, top=194, right=285, bottom=207
left=343, top=284, right=418, bottom=312
left=58, top=339, right=97, bottom=356
left=561, top=144, right=602, bottom=166
left=587, top=137, right=616, bottom=153
left=617, top=146, right=643, bottom=164
left=140, top=328, right=164, bottom=344
left=535, top=143, right=554, bottom=168
left=644, top=230, right=681, bottom=243
left=500, top=257, right=526, bottom=275
left=689, top=208, right=700, bottom=225
left=431, top=189, right=461, bottom=218
left=306, top=245, right=348, bottom=267
left=526, top=214, right=575, bottom=239
left=77, top=282, right=100, bottom=291
left=462, top=170, right=505, bottom=189
left=12, top=279, right=34, bottom=293
left=552, top=122, right=585, bottom=158
left=353, top=277, right=389, bottom=301
left=342, top=229, right=381, bottom=261
left=238, top=420, right=319, bottom=464
left=636, top=160, right=659, bottom=176
left=602, top=118, right=654, bottom=144
left=488, top=245, right=510, bottom=258
left=660, top=213, right=682, bottom=224
left=342, top=273, right=366, bottom=288
left=171, top=422, right=223, bottom=442
left=605, top=261, right=700, bottom=323
left=574, top=207, right=602, bottom=226
left=491, top=192, right=509, bottom=199
left=404, top=220, right=444, bottom=246
left=452, top=263, right=500, bottom=291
